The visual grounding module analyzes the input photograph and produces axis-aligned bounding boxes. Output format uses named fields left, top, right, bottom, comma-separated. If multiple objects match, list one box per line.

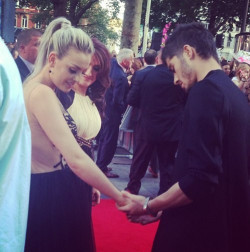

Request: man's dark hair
left=162, top=22, right=219, bottom=63
left=144, top=49, right=157, bottom=65
left=16, top=29, right=42, bottom=50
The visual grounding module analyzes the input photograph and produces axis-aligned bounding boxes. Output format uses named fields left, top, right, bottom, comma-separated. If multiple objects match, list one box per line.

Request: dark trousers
left=96, top=116, right=121, bottom=172
left=127, top=134, right=178, bottom=195
left=149, top=148, right=159, bottom=173
left=132, top=122, right=159, bottom=174
left=156, top=141, right=178, bottom=194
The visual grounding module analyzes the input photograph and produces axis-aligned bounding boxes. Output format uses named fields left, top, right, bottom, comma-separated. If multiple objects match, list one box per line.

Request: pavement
left=94, top=146, right=160, bottom=199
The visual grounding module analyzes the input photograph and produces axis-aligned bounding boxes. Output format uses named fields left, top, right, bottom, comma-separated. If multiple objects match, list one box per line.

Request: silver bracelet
left=143, top=197, right=158, bottom=217
left=143, top=197, right=150, bottom=213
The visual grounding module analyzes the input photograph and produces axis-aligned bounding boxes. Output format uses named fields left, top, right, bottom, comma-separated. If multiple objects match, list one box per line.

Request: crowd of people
left=1, top=17, right=250, bottom=252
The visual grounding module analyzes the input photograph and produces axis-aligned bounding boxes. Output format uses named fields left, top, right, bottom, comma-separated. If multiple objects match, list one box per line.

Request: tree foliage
left=16, top=0, right=121, bottom=44
left=80, top=3, right=120, bottom=45
left=145, top=0, right=250, bottom=36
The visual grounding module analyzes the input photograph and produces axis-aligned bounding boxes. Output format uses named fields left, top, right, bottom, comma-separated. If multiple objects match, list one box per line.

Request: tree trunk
left=120, top=0, right=143, bottom=55
left=52, top=0, right=67, bottom=18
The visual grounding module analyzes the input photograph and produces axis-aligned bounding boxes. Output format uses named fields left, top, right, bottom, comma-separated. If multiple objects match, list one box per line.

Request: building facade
left=219, top=24, right=250, bottom=61
left=15, top=6, right=41, bottom=30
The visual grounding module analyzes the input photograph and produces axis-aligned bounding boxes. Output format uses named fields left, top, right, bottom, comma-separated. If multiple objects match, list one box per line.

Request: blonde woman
left=232, top=63, right=250, bottom=90
left=23, top=17, right=125, bottom=252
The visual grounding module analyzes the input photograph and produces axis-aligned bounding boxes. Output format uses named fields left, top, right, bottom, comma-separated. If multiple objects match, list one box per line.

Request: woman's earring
left=49, top=70, right=52, bottom=73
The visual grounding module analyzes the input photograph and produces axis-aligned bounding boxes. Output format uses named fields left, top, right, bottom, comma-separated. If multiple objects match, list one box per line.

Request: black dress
left=152, top=70, right=250, bottom=252
left=25, top=109, right=95, bottom=252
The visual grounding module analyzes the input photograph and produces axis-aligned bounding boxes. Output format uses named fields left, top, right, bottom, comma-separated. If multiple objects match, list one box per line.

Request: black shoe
left=124, top=187, right=138, bottom=195
left=107, top=167, right=113, bottom=171
left=104, top=170, right=119, bottom=178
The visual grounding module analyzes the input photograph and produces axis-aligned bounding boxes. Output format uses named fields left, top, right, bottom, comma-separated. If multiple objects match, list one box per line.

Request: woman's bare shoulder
left=25, top=82, right=59, bottom=111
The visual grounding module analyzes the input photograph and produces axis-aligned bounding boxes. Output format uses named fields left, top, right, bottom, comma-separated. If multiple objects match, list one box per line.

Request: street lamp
left=142, top=0, right=151, bottom=56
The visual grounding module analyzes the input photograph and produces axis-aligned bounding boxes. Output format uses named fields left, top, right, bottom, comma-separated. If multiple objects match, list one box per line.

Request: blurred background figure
left=6, top=41, right=18, bottom=59
left=111, top=50, right=117, bottom=58
left=221, top=59, right=231, bottom=76
left=127, top=57, right=144, bottom=84
left=96, top=48, right=134, bottom=178
left=232, top=63, right=250, bottom=89
left=15, top=29, right=42, bottom=82
left=0, top=38, right=31, bottom=252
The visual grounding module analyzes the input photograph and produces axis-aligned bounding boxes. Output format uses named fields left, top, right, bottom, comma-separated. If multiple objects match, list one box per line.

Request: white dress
left=68, top=92, right=101, bottom=140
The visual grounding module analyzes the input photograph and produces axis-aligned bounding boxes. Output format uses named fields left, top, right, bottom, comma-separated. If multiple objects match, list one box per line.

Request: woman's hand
left=92, top=188, right=101, bottom=206
left=116, top=190, right=146, bottom=215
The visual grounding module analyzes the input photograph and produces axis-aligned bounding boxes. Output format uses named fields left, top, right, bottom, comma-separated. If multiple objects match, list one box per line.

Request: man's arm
left=112, top=76, right=129, bottom=113
left=127, top=72, right=141, bottom=107
left=118, top=183, right=192, bottom=215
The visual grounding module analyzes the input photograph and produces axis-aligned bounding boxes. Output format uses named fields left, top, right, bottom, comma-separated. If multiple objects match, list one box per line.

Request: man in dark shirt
left=119, top=23, right=250, bottom=252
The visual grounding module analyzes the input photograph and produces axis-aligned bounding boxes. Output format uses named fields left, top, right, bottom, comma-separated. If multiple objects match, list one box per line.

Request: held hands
left=127, top=211, right=162, bottom=225
left=117, top=191, right=161, bottom=225
left=117, top=191, right=147, bottom=215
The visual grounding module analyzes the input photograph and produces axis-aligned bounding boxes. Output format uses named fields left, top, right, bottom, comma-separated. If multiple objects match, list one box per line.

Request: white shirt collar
left=118, top=62, right=127, bottom=72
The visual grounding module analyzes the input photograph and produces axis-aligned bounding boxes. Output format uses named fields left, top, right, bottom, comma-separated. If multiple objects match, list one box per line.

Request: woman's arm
left=28, top=85, right=124, bottom=205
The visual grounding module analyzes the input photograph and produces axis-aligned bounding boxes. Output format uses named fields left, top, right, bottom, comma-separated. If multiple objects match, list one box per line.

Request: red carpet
left=92, top=199, right=159, bottom=252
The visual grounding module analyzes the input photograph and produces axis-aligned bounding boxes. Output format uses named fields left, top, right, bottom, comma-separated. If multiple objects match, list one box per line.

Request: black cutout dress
left=25, top=108, right=95, bottom=252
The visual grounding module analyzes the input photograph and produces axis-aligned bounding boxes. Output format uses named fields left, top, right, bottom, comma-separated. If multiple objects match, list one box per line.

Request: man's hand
left=128, top=211, right=162, bottom=225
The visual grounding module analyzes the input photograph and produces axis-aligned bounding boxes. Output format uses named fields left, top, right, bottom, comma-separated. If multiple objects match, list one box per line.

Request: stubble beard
left=180, top=57, right=195, bottom=91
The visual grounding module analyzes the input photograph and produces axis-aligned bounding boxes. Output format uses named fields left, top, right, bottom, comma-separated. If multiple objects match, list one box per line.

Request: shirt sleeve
left=178, top=80, right=226, bottom=200
left=0, top=68, right=3, bottom=108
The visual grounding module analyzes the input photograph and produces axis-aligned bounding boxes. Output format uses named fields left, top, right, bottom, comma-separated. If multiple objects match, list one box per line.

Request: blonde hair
left=236, top=63, right=250, bottom=80
left=26, top=17, right=94, bottom=82
left=116, top=48, right=134, bottom=64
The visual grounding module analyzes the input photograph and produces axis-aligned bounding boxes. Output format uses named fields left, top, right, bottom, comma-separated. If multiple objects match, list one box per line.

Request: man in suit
left=15, top=29, right=42, bottom=82
left=125, top=49, right=158, bottom=194
left=125, top=50, right=186, bottom=194
left=96, top=48, right=134, bottom=178
left=120, top=23, right=250, bottom=252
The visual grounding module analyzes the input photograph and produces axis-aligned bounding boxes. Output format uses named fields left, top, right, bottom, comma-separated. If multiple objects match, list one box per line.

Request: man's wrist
left=143, top=197, right=150, bottom=213
left=143, top=197, right=158, bottom=217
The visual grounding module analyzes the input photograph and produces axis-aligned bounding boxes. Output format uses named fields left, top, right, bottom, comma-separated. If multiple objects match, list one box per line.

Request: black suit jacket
left=105, top=58, right=129, bottom=119
left=127, top=65, right=155, bottom=107
left=140, top=64, right=186, bottom=143
left=15, top=56, right=30, bottom=83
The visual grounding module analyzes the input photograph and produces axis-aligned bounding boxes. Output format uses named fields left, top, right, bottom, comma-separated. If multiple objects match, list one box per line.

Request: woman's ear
left=48, top=52, right=57, bottom=68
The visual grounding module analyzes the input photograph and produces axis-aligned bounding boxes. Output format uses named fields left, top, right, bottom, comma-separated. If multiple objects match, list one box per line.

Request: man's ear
left=120, top=59, right=127, bottom=69
left=183, top=45, right=195, bottom=60
left=48, top=52, right=57, bottom=68
left=19, top=45, right=25, bottom=52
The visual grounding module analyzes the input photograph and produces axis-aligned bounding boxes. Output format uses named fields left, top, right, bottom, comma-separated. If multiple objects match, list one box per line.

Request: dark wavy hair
left=56, top=38, right=111, bottom=118
left=86, top=38, right=111, bottom=117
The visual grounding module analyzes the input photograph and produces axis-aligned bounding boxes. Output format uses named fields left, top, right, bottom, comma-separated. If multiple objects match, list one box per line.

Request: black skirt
left=25, top=147, right=95, bottom=252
